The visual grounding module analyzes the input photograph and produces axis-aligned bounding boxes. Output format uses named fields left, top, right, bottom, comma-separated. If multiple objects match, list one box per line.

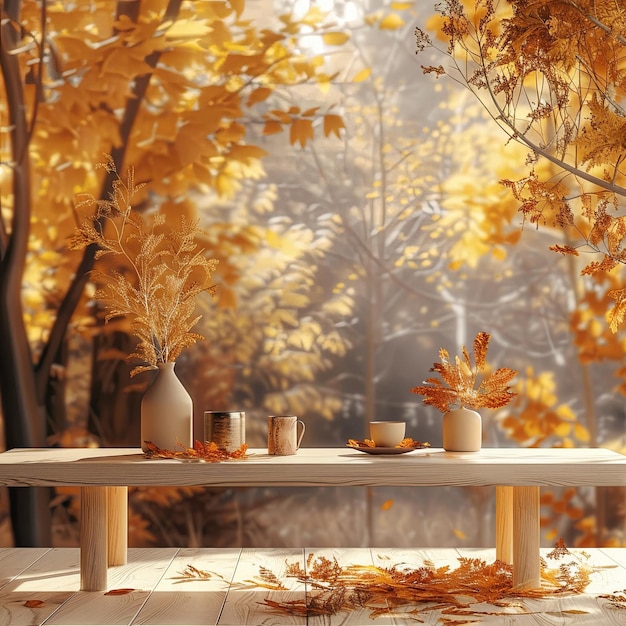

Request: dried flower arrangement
left=69, top=155, right=219, bottom=376
left=410, top=331, right=517, bottom=413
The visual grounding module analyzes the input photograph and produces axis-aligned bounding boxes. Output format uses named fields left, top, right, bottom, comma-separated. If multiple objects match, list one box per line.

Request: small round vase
left=141, top=362, right=193, bottom=452
left=442, top=407, right=482, bottom=452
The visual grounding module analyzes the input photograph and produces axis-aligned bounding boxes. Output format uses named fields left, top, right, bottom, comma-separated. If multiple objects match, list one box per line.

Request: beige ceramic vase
left=141, top=362, right=193, bottom=452
left=442, top=407, right=482, bottom=452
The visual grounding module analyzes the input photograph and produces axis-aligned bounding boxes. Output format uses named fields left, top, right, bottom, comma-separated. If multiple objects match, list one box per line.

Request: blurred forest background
left=1, top=0, right=624, bottom=552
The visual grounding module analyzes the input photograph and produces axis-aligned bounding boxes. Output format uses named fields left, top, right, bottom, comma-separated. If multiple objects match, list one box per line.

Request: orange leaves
left=260, top=546, right=590, bottom=619
left=262, top=120, right=283, bottom=136
left=578, top=93, right=626, bottom=170
left=323, top=114, right=344, bottom=138
left=23, top=600, right=45, bottom=608
left=418, top=0, right=626, bottom=332
left=569, top=276, right=626, bottom=367
left=498, top=369, right=591, bottom=448
left=411, top=332, right=517, bottom=412
left=550, top=244, right=579, bottom=256
left=472, top=331, right=489, bottom=370
left=607, top=288, right=626, bottom=333
left=347, top=438, right=430, bottom=450
left=263, top=108, right=345, bottom=147
left=247, top=87, right=272, bottom=107
left=144, top=440, right=248, bottom=462
left=540, top=490, right=586, bottom=547
left=290, top=119, right=314, bottom=148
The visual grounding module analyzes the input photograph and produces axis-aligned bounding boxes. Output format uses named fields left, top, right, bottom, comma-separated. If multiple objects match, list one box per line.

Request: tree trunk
left=0, top=0, right=51, bottom=546
left=89, top=331, right=143, bottom=446
left=0, top=0, right=185, bottom=546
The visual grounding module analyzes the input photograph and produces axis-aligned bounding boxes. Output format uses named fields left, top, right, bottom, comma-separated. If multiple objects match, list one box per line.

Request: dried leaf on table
left=347, top=437, right=430, bottom=449
left=143, top=440, right=248, bottom=462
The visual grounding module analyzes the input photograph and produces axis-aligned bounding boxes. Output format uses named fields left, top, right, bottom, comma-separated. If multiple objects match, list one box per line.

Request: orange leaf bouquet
left=410, top=331, right=517, bottom=413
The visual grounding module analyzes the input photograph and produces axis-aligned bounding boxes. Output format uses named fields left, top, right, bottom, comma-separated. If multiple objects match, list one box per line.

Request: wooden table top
left=0, top=447, right=624, bottom=488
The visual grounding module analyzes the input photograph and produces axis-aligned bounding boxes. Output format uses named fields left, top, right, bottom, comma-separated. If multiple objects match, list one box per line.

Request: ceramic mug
left=268, top=415, right=306, bottom=455
left=204, top=411, right=245, bottom=452
left=369, top=421, right=405, bottom=447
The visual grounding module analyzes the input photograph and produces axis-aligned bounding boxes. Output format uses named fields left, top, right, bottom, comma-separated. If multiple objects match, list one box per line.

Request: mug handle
left=296, top=420, right=306, bottom=449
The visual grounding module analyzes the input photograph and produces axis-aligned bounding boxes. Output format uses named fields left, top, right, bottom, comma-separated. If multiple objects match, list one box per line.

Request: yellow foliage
left=498, top=369, right=593, bottom=447
left=352, top=67, right=372, bottom=82
left=379, top=13, right=405, bottom=30
left=418, top=0, right=626, bottom=329
left=164, top=18, right=212, bottom=39
left=323, top=31, right=350, bottom=46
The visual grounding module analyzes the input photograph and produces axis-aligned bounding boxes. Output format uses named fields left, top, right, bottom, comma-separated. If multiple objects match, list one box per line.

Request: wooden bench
left=0, top=446, right=624, bottom=594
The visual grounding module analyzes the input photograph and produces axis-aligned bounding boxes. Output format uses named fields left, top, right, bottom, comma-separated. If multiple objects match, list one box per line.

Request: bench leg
left=495, top=486, right=513, bottom=564
left=512, top=486, right=541, bottom=589
left=80, top=486, right=108, bottom=591
left=107, top=486, right=128, bottom=566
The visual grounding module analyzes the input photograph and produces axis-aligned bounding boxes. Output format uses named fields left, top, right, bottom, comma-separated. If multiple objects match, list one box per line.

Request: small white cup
left=268, top=415, right=305, bottom=455
left=369, top=421, right=405, bottom=447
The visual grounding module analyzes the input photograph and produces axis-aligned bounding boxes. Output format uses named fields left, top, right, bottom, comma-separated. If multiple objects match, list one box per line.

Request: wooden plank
left=0, top=448, right=624, bottom=488
left=218, top=548, right=306, bottom=625
left=44, top=547, right=178, bottom=626
left=0, top=548, right=623, bottom=625
left=579, top=547, right=626, bottom=595
left=0, top=548, right=49, bottom=590
left=600, top=547, right=626, bottom=568
left=0, top=548, right=80, bottom=626
left=132, top=548, right=242, bottom=625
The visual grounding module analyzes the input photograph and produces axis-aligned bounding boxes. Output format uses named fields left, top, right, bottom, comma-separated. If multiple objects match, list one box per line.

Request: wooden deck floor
left=1, top=547, right=625, bottom=625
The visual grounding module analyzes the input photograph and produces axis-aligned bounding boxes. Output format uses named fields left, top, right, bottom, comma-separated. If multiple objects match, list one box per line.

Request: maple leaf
left=607, top=288, right=626, bottom=333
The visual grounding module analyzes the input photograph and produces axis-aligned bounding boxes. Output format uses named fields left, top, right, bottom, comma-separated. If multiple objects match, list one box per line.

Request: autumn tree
left=0, top=0, right=348, bottom=545
left=415, top=0, right=626, bottom=543
left=416, top=0, right=626, bottom=332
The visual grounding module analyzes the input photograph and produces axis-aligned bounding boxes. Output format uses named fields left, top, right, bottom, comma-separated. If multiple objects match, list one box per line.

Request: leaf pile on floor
left=143, top=440, right=248, bottom=462
left=258, top=540, right=594, bottom=619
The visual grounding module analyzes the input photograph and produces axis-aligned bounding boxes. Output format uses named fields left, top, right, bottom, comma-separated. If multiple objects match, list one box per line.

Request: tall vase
left=141, top=362, right=193, bottom=452
left=442, top=407, right=482, bottom=452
